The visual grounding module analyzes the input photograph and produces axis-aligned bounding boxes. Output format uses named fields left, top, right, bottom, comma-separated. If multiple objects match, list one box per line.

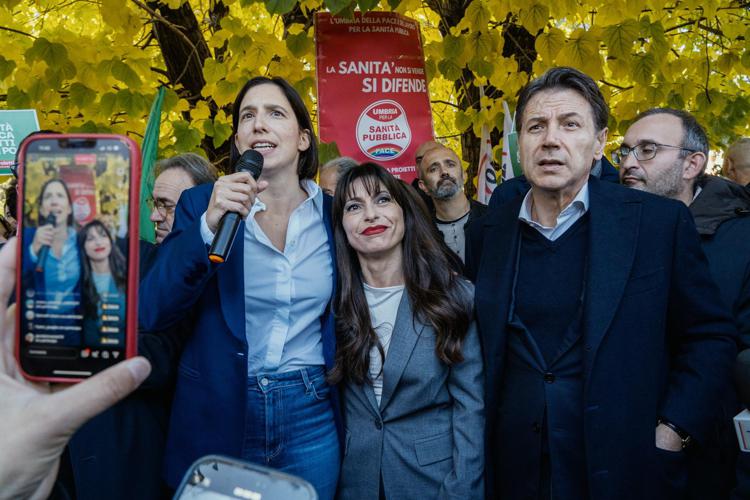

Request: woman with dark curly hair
left=330, top=162, right=485, bottom=499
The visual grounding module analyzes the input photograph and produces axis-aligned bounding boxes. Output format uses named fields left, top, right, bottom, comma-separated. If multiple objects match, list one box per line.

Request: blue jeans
left=242, top=367, right=340, bottom=500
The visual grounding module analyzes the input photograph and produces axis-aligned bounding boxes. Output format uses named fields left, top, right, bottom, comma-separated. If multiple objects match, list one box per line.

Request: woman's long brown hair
left=328, top=163, right=472, bottom=385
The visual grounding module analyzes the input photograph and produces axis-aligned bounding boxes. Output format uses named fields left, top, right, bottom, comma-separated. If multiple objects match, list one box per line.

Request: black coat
left=467, top=177, right=737, bottom=500
left=64, top=240, right=190, bottom=500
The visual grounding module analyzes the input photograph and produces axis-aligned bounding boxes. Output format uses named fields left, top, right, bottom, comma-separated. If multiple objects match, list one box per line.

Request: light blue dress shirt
left=29, top=227, right=81, bottom=310
left=200, top=180, right=331, bottom=374
left=518, top=182, right=590, bottom=241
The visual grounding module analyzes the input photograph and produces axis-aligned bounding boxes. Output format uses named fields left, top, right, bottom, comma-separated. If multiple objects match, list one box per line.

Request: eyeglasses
left=150, top=198, right=176, bottom=216
left=611, top=142, right=697, bottom=166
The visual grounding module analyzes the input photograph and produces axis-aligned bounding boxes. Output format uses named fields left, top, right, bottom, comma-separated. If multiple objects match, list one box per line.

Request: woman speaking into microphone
left=139, top=76, right=340, bottom=498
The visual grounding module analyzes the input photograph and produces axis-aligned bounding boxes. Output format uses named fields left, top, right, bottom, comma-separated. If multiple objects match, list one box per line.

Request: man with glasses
left=618, top=108, right=750, bottom=499
left=467, top=68, right=737, bottom=500
left=150, top=153, right=217, bottom=245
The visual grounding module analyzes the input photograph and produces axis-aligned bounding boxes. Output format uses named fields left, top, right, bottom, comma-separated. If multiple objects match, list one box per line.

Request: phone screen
left=175, top=457, right=318, bottom=500
left=17, top=136, right=135, bottom=380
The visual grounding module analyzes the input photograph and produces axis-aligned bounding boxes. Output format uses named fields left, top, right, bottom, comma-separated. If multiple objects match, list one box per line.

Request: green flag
left=139, top=87, right=165, bottom=243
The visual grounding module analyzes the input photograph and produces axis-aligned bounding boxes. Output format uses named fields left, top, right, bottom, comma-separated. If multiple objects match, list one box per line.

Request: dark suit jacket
left=66, top=240, right=189, bottom=500
left=338, top=284, right=484, bottom=499
left=138, top=183, right=341, bottom=488
left=466, top=177, right=737, bottom=500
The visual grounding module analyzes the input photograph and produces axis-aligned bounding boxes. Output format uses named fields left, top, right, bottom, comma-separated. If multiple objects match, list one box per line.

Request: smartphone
left=15, top=134, right=140, bottom=382
left=174, top=455, right=318, bottom=500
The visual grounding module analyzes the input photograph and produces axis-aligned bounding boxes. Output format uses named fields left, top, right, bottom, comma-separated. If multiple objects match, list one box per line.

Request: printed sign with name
left=0, top=109, right=40, bottom=176
left=315, top=12, right=434, bottom=183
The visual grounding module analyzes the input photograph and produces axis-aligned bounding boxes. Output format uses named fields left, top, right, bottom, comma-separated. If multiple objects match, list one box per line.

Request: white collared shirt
left=518, top=182, right=590, bottom=241
left=200, top=180, right=331, bottom=374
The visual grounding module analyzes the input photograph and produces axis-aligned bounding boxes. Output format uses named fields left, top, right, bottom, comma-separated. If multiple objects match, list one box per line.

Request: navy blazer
left=138, top=183, right=341, bottom=487
left=466, top=177, right=737, bottom=499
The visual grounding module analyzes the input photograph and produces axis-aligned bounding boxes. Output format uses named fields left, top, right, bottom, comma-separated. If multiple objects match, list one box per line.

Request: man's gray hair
left=155, top=153, right=218, bottom=185
left=320, top=156, right=358, bottom=175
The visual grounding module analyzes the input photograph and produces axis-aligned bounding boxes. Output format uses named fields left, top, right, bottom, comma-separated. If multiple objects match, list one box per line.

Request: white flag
left=476, top=86, right=497, bottom=204
left=502, top=100, right=517, bottom=181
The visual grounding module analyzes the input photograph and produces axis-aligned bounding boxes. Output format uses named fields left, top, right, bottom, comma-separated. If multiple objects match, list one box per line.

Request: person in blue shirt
left=23, top=178, right=81, bottom=346
left=78, top=220, right=126, bottom=349
left=139, top=76, right=340, bottom=498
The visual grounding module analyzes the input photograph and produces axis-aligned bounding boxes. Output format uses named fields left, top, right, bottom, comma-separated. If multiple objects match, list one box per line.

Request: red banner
left=60, top=163, right=97, bottom=226
left=315, top=12, right=434, bottom=184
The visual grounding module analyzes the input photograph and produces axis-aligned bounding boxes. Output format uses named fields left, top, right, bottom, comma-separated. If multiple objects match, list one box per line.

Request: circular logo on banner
left=73, top=196, right=92, bottom=222
left=356, top=100, right=411, bottom=161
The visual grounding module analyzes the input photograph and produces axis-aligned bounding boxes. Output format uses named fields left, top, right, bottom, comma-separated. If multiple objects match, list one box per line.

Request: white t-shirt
left=364, top=282, right=405, bottom=405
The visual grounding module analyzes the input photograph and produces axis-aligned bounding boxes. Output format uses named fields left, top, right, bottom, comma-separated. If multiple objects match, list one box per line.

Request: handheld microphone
left=208, top=150, right=264, bottom=264
left=35, top=213, right=57, bottom=273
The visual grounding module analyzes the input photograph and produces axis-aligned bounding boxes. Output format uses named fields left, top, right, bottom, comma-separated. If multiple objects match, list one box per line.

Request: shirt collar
left=518, top=181, right=590, bottom=230
left=251, top=179, right=324, bottom=217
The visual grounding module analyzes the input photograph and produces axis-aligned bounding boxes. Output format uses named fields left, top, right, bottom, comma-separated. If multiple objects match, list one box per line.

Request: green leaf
left=443, top=34, right=466, bottom=61
left=212, top=120, right=233, bottom=148
left=438, top=58, right=463, bottom=81
left=535, top=27, right=564, bottom=62
left=603, top=19, right=639, bottom=59
left=111, top=59, right=142, bottom=88
left=519, top=3, right=549, bottom=35
left=68, top=82, right=96, bottom=109
left=557, top=29, right=603, bottom=80
left=462, top=0, right=491, bottom=33
left=318, top=141, right=342, bottom=166
left=25, top=37, right=69, bottom=65
left=172, top=121, right=203, bottom=151
left=455, top=110, right=472, bottom=132
left=632, top=52, right=656, bottom=85
left=265, top=0, right=296, bottom=15
left=202, top=58, right=226, bottom=85
left=467, top=31, right=496, bottom=60
left=45, top=60, right=76, bottom=88
left=286, top=32, right=312, bottom=58
left=6, top=86, right=30, bottom=109
left=0, top=55, right=16, bottom=80
left=99, top=92, right=117, bottom=117
left=468, top=57, right=494, bottom=79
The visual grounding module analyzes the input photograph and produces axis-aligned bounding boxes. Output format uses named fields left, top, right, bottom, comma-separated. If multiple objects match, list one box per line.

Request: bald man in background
left=724, top=138, right=750, bottom=187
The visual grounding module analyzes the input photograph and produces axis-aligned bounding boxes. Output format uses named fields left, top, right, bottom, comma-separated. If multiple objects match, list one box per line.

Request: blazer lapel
left=218, top=219, right=247, bottom=343
left=378, top=292, right=423, bottom=412
left=583, top=178, right=640, bottom=380
left=474, top=197, right=522, bottom=364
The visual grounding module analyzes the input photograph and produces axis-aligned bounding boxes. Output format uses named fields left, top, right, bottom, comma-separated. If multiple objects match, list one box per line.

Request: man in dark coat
left=618, top=108, right=750, bottom=498
left=416, top=144, right=487, bottom=264
left=466, top=67, right=737, bottom=500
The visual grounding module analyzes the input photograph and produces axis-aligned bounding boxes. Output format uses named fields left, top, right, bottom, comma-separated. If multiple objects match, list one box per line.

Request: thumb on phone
left=47, top=356, right=151, bottom=433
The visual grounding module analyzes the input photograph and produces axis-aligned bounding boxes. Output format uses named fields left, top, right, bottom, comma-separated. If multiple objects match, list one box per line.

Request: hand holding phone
left=15, top=134, right=141, bottom=383
left=0, top=239, right=152, bottom=500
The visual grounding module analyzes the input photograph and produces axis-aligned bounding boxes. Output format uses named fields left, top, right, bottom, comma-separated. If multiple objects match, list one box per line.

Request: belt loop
left=300, top=368, right=313, bottom=392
